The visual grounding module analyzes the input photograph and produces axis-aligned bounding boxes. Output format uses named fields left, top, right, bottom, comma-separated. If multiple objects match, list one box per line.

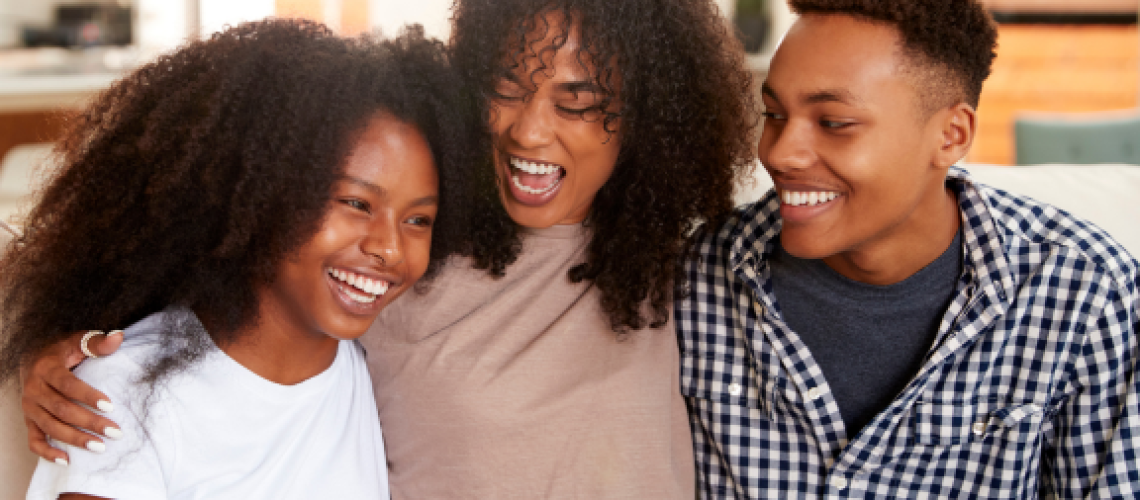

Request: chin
left=779, top=234, right=840, bottom=261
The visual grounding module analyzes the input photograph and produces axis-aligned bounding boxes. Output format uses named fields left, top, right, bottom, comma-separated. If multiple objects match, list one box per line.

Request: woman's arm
left=21, top=331, right=123, bottom=463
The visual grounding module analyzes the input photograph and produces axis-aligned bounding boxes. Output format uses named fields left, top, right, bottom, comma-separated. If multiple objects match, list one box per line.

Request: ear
left=932, top=103, right=976, bottom=168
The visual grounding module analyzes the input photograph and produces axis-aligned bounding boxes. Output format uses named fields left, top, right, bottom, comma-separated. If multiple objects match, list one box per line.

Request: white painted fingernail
left=54, top=457, right=69, bottom=467
left=104, top=427, right=123, bottom=440
left=86, top=441, right=105, bottom=453
left=107, top=330, right=124, bottom=337
left=96, top=400, right=113, bottom=412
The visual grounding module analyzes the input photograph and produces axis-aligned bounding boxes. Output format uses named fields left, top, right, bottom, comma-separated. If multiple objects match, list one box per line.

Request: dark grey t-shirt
left=769, top=231, right=962, bottom=438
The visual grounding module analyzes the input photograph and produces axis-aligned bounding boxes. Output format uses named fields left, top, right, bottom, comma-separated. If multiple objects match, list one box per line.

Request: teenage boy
left=678, top=1, right=1140, bottom=498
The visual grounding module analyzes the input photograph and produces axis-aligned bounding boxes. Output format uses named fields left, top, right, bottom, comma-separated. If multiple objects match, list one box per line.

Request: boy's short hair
left=789, top=0, right=998, bottom=114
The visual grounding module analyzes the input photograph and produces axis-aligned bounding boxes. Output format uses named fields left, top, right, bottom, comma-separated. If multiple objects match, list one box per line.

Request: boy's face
left=759, top=14, right=955, bottom=271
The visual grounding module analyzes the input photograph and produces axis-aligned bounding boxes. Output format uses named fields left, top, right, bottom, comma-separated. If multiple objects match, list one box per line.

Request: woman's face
left=489, top=14, right=622, bottom=228
left=266, top=113, right=439, bottom=340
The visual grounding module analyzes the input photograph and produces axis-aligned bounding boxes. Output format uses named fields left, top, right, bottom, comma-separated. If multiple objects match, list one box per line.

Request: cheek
left=406, top=234, right=434, bottom=279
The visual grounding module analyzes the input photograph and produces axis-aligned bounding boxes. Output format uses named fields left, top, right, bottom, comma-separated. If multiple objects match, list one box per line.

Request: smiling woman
left=362, top=0, right=760, bottom=497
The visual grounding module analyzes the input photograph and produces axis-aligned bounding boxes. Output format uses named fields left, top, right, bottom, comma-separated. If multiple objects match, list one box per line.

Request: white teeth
left=511, top=174, right=561, bottom=195
left=781, top=190, right=838, bottom=207
left=342, top=286, right=377, bottom=304
left=510, top=157, right=561, bottom=175
left=325, top=267, right=390, bottom=304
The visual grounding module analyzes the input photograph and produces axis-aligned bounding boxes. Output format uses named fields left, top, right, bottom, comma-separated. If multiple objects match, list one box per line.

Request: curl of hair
left=450, top=0, right=759, bottom=332
left=0, top=19, right=482, bottom=383
left=788, top=0, right=998, bottom=109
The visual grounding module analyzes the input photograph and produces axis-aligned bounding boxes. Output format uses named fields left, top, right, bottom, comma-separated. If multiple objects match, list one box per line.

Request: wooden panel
left=0, top=111, right=67, bottom=166
left=969, top=24, right=1139, bottom=165
left=341, top=0, right=370, bottom=36
left=276, top=0, right=323, bottom=21
left=982, top=0, right=1138, bottom=14
left=275, top=0, right=370, bottom=36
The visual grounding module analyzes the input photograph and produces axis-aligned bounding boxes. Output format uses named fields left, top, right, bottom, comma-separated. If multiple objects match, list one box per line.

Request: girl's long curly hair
left=451, top=0, right=759, bottom=332
left=0, top=19, right=481, bottom=382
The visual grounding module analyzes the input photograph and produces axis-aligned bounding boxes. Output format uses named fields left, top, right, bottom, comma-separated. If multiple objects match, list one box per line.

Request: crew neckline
left=520, top=223, right=588, bottom=240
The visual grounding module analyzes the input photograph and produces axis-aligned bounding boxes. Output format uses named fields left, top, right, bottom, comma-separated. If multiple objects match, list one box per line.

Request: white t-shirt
left=26, top=309, right=390, bottom=500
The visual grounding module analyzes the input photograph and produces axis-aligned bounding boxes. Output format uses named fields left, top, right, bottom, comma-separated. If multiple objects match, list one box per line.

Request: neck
left=206, top=301, right=340, bottom=386
left=823, top=185, right=961, bottom=286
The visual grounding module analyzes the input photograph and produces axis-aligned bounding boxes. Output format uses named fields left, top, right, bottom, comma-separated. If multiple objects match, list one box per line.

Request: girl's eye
left=761, top=111, right=787, bottom=121
left=820, top=120, right=851, bottom=129
left=341, top=198, right=370, bottom=213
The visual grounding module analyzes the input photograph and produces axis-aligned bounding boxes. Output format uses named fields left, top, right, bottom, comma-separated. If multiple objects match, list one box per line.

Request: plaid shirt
left=678, top=167, right=1140, bottom=499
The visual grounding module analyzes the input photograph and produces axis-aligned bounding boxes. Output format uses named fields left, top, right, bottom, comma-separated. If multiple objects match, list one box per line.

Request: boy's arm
left=1045, top=297, right=1140, bottom=499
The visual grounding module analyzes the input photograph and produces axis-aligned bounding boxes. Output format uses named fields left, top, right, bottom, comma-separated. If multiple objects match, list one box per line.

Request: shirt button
left=806, top=387, right=823, bottom=401
left=830, top=476, right=848, bottom=490
left=972, top=421, right=986, bottom=436
left=727, top=382, right=743, bottom=396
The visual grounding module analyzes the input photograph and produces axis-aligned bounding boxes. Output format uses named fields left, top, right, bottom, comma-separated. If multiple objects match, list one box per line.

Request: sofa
left=2, top=163, right=1140, bottom=499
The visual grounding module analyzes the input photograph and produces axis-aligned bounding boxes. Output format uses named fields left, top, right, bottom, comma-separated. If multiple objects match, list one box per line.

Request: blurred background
left=0, top=0, right=1135, bottom=223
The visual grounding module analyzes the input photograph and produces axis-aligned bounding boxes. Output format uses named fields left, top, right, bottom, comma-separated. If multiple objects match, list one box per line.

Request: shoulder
left=73, top=309, right=204, bottom=404
left=971, top=180, right=1138, bottom=292
left=691, top=191, right=781, bottom=268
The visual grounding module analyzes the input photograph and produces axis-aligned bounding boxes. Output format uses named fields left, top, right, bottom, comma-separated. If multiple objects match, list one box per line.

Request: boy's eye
left=761, top=111, right=786, bottom=121
left=406, top=215, right=433, bottom=227
left=820, top=120, right=851, bottom=129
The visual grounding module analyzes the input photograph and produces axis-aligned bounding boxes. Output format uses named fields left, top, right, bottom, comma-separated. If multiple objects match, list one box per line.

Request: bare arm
left=21, top=331, right=123, bottom=463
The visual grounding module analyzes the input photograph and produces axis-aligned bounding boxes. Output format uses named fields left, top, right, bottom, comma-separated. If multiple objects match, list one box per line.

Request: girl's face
left=265, top=114, right=439, bottom=340
left=489, top=14, right=622, bottom=228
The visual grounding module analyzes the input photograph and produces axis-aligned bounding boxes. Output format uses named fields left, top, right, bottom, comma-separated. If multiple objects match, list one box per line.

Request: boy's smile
left=759, top=13, right=965, bottom=285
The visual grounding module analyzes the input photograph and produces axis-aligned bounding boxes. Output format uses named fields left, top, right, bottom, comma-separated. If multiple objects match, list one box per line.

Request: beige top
left=360, top=224, right=695, bottom=499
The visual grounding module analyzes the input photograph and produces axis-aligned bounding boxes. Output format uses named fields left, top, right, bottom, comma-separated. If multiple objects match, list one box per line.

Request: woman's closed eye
left=492, top=79, right=528, bottom=102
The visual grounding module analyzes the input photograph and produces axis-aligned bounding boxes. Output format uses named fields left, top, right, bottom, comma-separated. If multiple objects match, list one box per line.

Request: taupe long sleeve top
left=360, top=224, right=694, bottom=499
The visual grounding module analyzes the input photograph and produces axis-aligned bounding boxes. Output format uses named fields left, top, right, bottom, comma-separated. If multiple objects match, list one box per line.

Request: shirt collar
left=729, top=166, right=1016, bottom=305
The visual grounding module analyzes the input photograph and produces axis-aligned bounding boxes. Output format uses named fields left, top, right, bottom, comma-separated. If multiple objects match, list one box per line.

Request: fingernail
left=96, top=400, right=114, bottom=412
left=54, top=457, right=69, bottom=467
left=86, top=441, right=106, bottom=453
left=104, top=427, right=123, bottom=440
left=108, top=330, right=124, bottom=337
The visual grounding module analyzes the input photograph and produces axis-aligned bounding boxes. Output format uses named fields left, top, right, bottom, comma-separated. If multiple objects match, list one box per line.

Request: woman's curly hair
left=0, top=19, right=481, bottom=382
left=451, top=0, right=759, bottom=332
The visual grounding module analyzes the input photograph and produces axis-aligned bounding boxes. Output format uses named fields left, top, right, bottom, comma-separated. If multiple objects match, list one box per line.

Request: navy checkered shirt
left=678, top=167, right=1140, bottom=499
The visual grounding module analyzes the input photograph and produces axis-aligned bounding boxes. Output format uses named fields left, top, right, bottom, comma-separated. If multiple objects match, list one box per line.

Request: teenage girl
left=0, top=19, right=476, bottom=499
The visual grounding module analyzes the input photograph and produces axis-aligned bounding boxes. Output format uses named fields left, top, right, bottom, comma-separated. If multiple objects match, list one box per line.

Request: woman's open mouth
left=507, top=156, right=565, bottom=204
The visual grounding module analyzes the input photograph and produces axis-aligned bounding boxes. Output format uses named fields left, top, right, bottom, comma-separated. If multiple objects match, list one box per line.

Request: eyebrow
left=761, top=81, right=863, bottom=107
left=344, top=176, right=438, bottom=207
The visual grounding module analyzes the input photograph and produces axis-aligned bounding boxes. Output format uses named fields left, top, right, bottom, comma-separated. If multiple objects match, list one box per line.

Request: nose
left=759, top=119, right=816, bottom=174
left=506, top=98, right=555, bottom=149
left=361, top=217, right=404, bottom=267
